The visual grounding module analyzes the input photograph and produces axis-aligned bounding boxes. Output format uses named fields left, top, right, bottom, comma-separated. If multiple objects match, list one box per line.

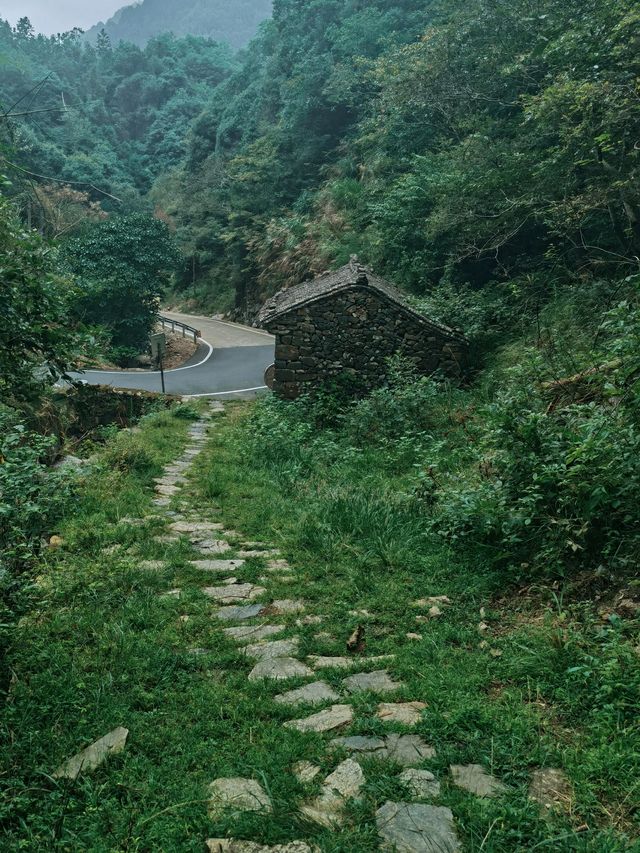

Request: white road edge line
left=79, top=338, right=214, bottom=377
left=184, top=386, right=268, bottom=398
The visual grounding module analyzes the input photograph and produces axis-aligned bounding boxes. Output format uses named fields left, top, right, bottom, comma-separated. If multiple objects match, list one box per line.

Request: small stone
left=490, top=648, right=503, bottom=658
left=161, top=589, right=181, bottom=598
left=206, top=841, right=314, bottom=853
left=412, top=595, right=451, bottom=608
left=264, top=599, right=305, bottom=615
left=202, top=583, right=266, bottom=604
left=377, top=702, right=427, bottom=726
left=406, top=633, right=422, bottom=641
left=296, top=615, right=323, bottom=626
left=224, top=624, right=284, bottom=643
left=154, top=535, right=179, bottom=545
left=428, top=606, right=442, bottom=619
left=343, top=670, right=402, bottom=695
left=398, top=769, right=441, bottom=799
left=285, top=704, right=354, bottom=733
left=529, top=768, right=573, bottom=815
left=53, top=727, right=129, bottom=780
left=207, top=777, right=272, bottom=819
left=48, top=535, right=65, bottom=549
left=191, top=559, right=246, bottom=573
left=376, top=802, right=461, bottom=852
left=300, top=759, right=364, bottom=828
left=348, top=609, right=371, bottom=617
left=244, top=638, right=300, bottom=660
left=450, top=764, right=507, bottom=798
left=293, top=761, right=321, bottom=783
left=478, top=622, right=490, bottom=633
left=248, top=657, right=314, bottom=681
left=216, top=604, right=265, bottom=622
left=274, top=681, right=341, bottom=707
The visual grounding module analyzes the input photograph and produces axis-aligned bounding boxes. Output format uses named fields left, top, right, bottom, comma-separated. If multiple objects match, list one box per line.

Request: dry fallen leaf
left=347, top=624, right=366, bottom=654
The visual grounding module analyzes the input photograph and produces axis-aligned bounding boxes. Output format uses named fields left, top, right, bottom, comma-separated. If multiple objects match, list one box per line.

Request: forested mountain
left=0, top=20, right=236, bottom=204
left=85, top=0, right=273, bottom=49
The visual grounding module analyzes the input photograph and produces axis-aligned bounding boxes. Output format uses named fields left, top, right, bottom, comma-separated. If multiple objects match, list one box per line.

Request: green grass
left=0, top=402, right=637, bottom=851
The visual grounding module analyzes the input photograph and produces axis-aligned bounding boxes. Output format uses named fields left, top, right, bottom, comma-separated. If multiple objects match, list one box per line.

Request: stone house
left=257, top=259, right=469, bottom=399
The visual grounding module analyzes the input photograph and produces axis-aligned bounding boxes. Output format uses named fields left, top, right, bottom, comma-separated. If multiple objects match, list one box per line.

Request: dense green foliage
left=64, top=214, right=182, bottom=357
left=0, top=22, right=236, bottom=200
left=0, top=191, right=81, bottom=402
left=85, top=0, right=273, bottom=50
left=161, top=0, right=640, bottom=323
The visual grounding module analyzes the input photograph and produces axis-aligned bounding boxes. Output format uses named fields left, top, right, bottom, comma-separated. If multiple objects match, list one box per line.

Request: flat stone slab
left=207, top=842, right=315, bottom=853
left=244, top=638, right=300, bottom=660
left=202, top=583, right=266, bottom=604
left=262, top=599, right=305, bottom=615
left=195, top=539, right=232, bottom=555
left=170, top=521, right=224, bottom=534
left=529, top=768, right=573, bottom=815
left=450, top=764, right=507, bottom=798
left=208, top=777, right=272, bottom=819
left=376, top=802, right=461, bottom=852
left=285, top=704, right=354, bottom=734
left=191, top=559, right=246, bottom=573
left=138, top=560, right=165, bottom=572
left=343, top=670, right=402, bottom=695
left=53, top=727, right=129, bottom=780
left=266, top=559, right=293, bottom=572
left=161, top=588, right=181, bottom=599
left=330, top=734, right=435, bottom=767
left=274, top=681, right=341, bottom=707
left=156, top=484, right=180, bottom=496
left=154, top=535, right=179, bottom=545
left=300, top=759, right=364, bottom=828
left=216, top=604, right=265, bottom=622
left=308, top=656, right=355, bottom=670
left=399, top=769, right=441, bottom=799
left=377, top=702, right=427, bottom=726
left=248, top=657, right=314, bottom=681
left=293, top=761, right=322, bottom=783
left=224, top=624, right=284, bottom=643
left=238, top=550, right=280, bottom=559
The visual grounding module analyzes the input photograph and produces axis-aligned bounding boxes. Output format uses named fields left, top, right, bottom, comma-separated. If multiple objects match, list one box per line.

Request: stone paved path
left=139, top=402, right=515, bottom=851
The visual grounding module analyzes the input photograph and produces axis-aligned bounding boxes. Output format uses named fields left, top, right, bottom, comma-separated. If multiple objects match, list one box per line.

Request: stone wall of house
left=267, top=287, right=468, bottom=399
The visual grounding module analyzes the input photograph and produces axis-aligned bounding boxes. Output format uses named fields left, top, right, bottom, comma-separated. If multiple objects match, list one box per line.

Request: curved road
left=70, top=311, right=275, bottom=398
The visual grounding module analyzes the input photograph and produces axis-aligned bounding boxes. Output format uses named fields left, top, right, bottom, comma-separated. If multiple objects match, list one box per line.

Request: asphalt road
left=70, top=311, right=275, bottom=398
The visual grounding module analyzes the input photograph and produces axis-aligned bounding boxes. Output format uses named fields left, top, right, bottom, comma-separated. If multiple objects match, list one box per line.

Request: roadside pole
left=150, top=333, right=168, bottom=394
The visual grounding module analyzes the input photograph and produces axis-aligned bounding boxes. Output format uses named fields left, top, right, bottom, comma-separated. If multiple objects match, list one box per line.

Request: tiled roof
left=257, top=258, right=465, bottom=340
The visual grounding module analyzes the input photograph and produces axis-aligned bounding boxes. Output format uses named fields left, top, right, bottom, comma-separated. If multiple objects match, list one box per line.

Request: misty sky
left=1, top=0, right=125, bottom=34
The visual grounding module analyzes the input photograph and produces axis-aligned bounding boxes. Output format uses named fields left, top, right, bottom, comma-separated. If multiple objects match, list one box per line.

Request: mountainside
left=85, top=0, right=273, bottom=49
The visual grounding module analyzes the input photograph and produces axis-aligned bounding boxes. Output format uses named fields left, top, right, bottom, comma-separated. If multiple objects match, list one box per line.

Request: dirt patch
left=163, top=332, right=199, bottom=369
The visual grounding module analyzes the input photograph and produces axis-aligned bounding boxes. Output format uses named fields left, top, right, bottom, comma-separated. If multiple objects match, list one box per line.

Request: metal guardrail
left=158, top=315, right=202, bottom=343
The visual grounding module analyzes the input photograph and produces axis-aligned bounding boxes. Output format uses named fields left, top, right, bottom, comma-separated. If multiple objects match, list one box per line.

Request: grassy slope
left=0, top=403, right=636, bottom=851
